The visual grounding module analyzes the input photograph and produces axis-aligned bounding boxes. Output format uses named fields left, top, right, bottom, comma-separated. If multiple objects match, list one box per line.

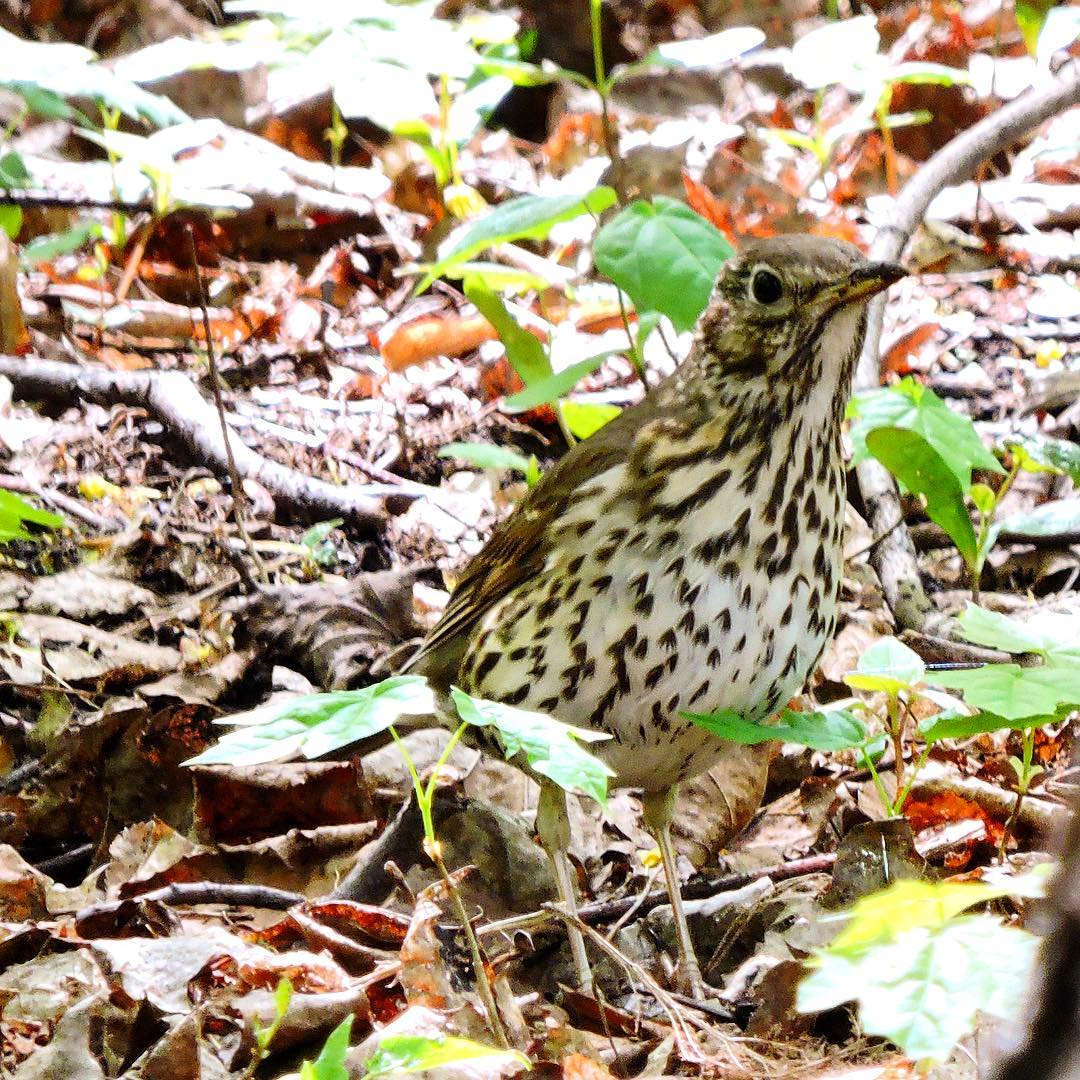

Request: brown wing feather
left=406, top=404, right=655, bottom=686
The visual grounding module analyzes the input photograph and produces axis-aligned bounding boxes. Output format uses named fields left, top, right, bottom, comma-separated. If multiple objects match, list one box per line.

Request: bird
left=405, top=234, right=905, bottom=998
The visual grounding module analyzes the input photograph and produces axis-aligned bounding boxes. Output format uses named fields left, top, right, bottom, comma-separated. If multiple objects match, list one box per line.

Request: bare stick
left=186, top=225, right=267, bottom=582
left=854, top=60, right=1080, bottom=631
left=0, top=355, right=390, bottom=532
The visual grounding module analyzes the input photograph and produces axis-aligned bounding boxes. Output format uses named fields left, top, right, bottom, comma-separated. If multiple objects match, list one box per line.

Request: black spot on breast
left=566, top=554, right=585, bottom=576
left=660, top=628, right=677, bottom=651
left=474, top=651, right=500, bottom=682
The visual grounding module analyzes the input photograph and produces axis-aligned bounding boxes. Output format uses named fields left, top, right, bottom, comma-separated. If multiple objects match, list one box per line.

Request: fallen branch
left=0, top=355, right=391, bottom=533
left=855, top=60, right=1080, bottom=632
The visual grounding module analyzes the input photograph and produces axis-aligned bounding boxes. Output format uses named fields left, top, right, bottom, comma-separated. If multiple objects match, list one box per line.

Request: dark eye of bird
left=750, top=269, right=783, bottom=305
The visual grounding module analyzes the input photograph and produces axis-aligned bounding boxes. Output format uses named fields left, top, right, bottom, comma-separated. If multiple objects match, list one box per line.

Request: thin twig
left=186, top=226, right=268, bottom=583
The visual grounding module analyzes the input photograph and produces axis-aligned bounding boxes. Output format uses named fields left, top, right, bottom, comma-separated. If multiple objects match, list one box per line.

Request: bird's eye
left=749, top=268, right=784, bottom=305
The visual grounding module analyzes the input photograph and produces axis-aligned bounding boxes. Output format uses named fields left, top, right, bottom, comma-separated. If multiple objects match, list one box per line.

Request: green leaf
left=438, top=441, right=537, bottom=480
left=1006, top=434, right=1080, bottom=484
left=418, top=187, right=616, bottom=290
left=503, top=354, right=612, bottom=411
left=798, top=914, right=1039, bottom=1063
left=457, top=262, right=552, bottom=292
left=0, top=151, right=31, bottom=188
left=958, top=604, right=1080, bottom=669
left=593, top=196, right=734, bottom=332
left=464, top=280, right=551, bottom=387
left=0, top=490, right=66, bottom=543
left=183, top=678, right=436, bottom=766
left=365, top=1034, right=529, bottom=1078
left=300, top=518, right=343, bottom=550
left=685, top=707, right=878, bottom=753
left=925, top=664, right=1080, bottom=721
left=887, top=61, right=971, bottom=87
left=21, top=221, right=103, bottom=266
left=451, top=688, right=614, bottom=807
left=843, top=636, right=925, bottom=695
left=1016, top=0, right=1056, bottom=55
left=848, top=378, right=1003, bottom=488
left=0, top=205, right=21, bottom=239
left=561, top=400, right=620, bottom=439
left=969, top=482, right=996, bottom=515
left=864, top=427, right=978, bottom=566
left=917, top=708, right=1053, bottom=743
left=300, top=1015, right=351, bottom=1080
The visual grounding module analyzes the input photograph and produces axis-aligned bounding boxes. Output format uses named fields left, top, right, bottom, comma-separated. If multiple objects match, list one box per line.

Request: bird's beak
left=838, top=261, right=907, bottom=303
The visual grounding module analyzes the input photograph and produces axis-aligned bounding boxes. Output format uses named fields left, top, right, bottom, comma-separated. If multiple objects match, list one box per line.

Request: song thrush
left=407, top=235, right=905, bottom=997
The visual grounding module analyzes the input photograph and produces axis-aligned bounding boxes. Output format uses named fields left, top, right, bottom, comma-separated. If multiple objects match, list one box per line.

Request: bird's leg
left=642, top=786, right=705, bottom=1000
left=536, top=779, right=593, bottom=993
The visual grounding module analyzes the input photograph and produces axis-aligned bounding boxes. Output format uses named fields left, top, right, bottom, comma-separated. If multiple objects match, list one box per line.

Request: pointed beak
left=839, top=261, right=907, bottom=303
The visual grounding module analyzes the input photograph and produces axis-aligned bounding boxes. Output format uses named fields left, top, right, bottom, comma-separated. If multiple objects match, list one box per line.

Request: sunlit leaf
left=465, top=280, right=551, bottom=387
left=452, top=688, right=613, bottom=807
left=843, top=636, right=925, bottom=695
left=0, top=490, right=66, bottom=543
left=562, top=401, right=621, bottom=439
left=419, top=187, right=617, bottom=290
left=926, top=664, right=1080, bottom=721
left=849, top=378, right=1003, bottom=488
left=439, top=442, right=538, bottom=480
left=300, top=1015, right=351, bottom=1080
left=183, top=678, right=436, bottom=766
left=365, top=1034, right=529, bottom=1078
left=864, top=427, right=978, bottom=566
left=685, top=707, right=880, bottom=753
left=594, top=196, right=734, bottom=332
left=503, top=354, right=614, bottom=412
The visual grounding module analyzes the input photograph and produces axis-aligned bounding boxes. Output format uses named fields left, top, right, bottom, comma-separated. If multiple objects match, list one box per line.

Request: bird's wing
left=406, top=408, right=652, bottom=685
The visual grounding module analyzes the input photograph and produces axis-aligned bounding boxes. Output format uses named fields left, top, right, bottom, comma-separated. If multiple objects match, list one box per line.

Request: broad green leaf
left=365, top=1034, right=529, bottom=1078
left=562, top=400, right=620, bottom=439
left=685, top=707, right=878, bottom=753
left=0, top=205, right=21, bottom=239
left=21, top=221, right=104, bottom=266
left=438, top=441, right=537, bottom=480
left=300, top=1015, right=351, bottom=1080
left=926, top=663, right=1080, bottom=721
left=0, top=490, right=66, bottom=542
left=451, top=688, right=613, bottom=807
left=864, top=427, right=978, bottom=566
left=1006, top=434, right=1080, bottom=484
left=969, top=482, right=996, bottom=515
left=917, top=708, right=1052, bottom=743
left=465, top=281, right=551, bottom=387
left=798, top=914, right=1039, bottom=1063
left=0, top=151, right=30, bottom=187
left=848, top=378, right=1003, bottom=488
left=418, top=187, right=616, bottom=290
left=955, top=604, right=1046, bottom=656
left=593, top=196, right=734, bottom=332
left=843, top=636, right=925, bottom=694
left=183, top=678, right=435, bottom=766
left=958, top=605, right=1080, bottom=670
left=503, top=353, right=614, bottom=412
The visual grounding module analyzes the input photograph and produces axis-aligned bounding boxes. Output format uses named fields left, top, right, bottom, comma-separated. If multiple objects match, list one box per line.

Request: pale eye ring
left=749, top=267, right=784, bottom=305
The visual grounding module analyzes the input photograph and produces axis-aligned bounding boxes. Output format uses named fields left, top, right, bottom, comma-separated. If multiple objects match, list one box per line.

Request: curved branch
left=854, top=60, right=1080, bottom=631
left=0, top=355, right=390, bottom=533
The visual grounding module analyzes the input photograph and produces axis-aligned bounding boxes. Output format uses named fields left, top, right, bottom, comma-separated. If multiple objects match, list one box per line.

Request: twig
left=854, top=60, right=1080, bottom=632
left=0, top=355, right=389, bottom=533
left=187, top=225, right=267, bottom=583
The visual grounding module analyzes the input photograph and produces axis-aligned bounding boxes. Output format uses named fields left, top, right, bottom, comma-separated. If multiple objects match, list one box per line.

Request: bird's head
left=691, top=235, right=905, bottom=400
